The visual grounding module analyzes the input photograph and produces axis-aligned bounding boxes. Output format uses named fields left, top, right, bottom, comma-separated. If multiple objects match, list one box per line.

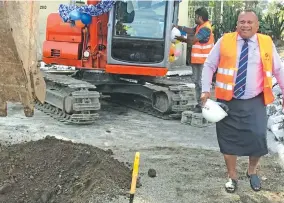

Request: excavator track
left=36, top=68, right=195, bottom=123
left=105, top=77, right=196, bottom=120
left=36, top=72, right=100, bottom=124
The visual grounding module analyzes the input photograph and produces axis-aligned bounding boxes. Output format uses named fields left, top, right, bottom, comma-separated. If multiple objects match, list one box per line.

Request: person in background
left=200, top=9, right=284, bottom=193
left=174, top=7, right=214, bottom=113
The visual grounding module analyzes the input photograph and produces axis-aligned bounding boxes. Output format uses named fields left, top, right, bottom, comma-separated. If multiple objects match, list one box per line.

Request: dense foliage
left=188, top=0, right=284, bottom=42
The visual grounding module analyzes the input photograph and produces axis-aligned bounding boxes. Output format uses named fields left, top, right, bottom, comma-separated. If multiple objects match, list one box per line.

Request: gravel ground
left=0, top=101, right=284, bottom=203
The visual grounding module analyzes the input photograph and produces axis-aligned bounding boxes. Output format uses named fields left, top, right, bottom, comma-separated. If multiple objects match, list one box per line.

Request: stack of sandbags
left=267, top=60, right=284, bottom=141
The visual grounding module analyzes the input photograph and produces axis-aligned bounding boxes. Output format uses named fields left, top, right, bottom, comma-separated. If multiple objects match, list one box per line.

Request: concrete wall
left=178, top=0, right=189, bottom=27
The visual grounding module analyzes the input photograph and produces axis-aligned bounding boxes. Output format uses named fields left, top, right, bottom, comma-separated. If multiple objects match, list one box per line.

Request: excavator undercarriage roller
left=152, top=90, right=173, bottom=113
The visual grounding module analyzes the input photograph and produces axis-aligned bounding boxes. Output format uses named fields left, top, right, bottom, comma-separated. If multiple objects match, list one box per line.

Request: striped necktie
left=234, top=39, right=248, bottom=98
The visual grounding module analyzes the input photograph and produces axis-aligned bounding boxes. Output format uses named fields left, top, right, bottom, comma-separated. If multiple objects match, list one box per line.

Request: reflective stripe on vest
left=191, top=21, right=214, bottom=64
left=215, top=32, right=274, bottom=105
left=191, top=53, right=209, bottom=58
left=217, top=67, right=235, bottom=76
left=215, top=81, right=234, bottom=91
left=265, top=71, right=272, bottom=77
left=192, top=43, right=214, bottom=49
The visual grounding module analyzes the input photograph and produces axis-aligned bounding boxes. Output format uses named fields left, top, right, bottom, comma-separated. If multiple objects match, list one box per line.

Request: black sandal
left=225, top=178, right=238, bottom=193
left=246, top=171, right=261, bottom=191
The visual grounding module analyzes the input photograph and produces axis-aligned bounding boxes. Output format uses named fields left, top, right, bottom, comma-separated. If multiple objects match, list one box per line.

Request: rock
left=40, top=191, right=52, bottom=203
left=56, top=185, right=62, bottom=195
left=271, top=123, right=284, bottom=134
left=0, top=183, right=12, bottom=194
left=262, top=176, right=267, bottom=181
left=136, top=177, right=142, bottom=188
left=267, top=104, right=279, bottom=116
left=106, top=149, right=113, bottom=155
left=268, top=115, right=284, bottom=130
left=273, top=129, right=284, bottom=142
left=73, top=175, right=79, bottom=180
left=148, top=169, right=157, bottom=178
left=268, top=76, right=284, bottom=141
left=181, top=111, right=210, bottom=127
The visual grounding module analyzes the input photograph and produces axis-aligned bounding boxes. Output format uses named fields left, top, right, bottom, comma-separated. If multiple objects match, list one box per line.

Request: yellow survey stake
left=130, top=152, right=140, bottom=195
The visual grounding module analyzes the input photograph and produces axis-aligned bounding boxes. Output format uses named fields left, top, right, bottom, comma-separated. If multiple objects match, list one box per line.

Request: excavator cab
left=107, top=0, right=179, bottom=67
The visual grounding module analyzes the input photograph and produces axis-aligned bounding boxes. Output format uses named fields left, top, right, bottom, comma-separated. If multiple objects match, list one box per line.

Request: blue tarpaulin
left=58, top=0, right=183, bottom=23
left=58, top=0, right=115, bottom=22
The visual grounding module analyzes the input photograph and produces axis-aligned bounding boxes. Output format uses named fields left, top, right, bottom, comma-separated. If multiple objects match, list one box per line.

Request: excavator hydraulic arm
left=0, top=1, right=46, bottom=117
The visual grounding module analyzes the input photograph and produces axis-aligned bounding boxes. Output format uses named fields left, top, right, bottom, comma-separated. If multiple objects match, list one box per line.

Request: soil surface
left=0, top=136, right=131, bottom=203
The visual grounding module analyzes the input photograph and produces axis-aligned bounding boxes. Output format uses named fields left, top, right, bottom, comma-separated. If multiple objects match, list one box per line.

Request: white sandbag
left=271, top=123, right=284, bottom=132
left=267, top=115, right=284, bottom=129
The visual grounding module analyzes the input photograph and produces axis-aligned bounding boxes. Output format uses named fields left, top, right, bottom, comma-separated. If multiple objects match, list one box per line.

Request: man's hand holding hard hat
left=200, top=92, right=210, bottom=106
left=200, top=92, right=229, bottom=123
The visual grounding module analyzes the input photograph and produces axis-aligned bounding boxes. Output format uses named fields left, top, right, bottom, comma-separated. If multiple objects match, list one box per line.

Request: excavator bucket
left=0, top=1, right=46, bottom=117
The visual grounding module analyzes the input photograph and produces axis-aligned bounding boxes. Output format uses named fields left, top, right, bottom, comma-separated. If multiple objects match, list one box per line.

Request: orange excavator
left=1, top=0, right=196, bottom=124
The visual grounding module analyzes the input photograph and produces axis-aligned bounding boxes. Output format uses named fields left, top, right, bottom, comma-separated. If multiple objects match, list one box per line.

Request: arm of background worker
left=272, top=43, right=284, bottom=95
left=201, top=37, right=222, bottom=93
left=176, top=25, right=195, bottom=34
left=187, top=27, right=211, bottom=44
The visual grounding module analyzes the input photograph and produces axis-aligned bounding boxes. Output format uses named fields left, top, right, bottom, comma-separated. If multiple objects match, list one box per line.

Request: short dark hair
left=239, top=8, right=259, bottom=20
left=242, top=8, right=257, bottom=13
left=195, top=7, right=209, bottom=22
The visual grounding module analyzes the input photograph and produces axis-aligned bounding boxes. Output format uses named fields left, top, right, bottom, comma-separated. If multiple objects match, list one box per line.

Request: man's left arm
left=272, top=43, right=284, bottom=107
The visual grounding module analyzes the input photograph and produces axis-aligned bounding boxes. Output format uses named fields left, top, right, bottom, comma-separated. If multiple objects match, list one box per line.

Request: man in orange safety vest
left=174, top=7, right=214, bottom=113
left=201, top=9, right=284, bottom=193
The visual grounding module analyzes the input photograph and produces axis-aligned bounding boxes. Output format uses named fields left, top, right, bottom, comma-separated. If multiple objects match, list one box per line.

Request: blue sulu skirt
left=216, top=92, right=268, bottom=157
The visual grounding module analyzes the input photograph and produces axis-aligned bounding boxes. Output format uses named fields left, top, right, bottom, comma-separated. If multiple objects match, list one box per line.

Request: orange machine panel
left=105, top=64, right=168, bottom=77
left=46, top=13, right=82, bottom=43
left=43, top=41, right=80, bottom=60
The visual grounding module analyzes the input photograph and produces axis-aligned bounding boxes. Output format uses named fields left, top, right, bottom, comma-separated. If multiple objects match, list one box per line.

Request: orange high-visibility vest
left=215, top=32, right=274, bottom=105
left=191, top=21, right=214, bottom=64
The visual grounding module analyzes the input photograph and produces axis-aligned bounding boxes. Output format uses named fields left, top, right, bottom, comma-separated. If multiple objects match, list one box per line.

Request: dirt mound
left=0, top=136, right=132, bottom=203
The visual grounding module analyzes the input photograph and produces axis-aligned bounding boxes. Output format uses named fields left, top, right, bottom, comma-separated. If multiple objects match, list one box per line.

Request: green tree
left=260, top=0, right=284, bottom=41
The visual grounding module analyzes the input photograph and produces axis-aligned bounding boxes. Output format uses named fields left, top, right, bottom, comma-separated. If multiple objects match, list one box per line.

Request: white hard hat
left=202, top=99, right=228, bottom=123
left=171, top=27, right=181, bottom=43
